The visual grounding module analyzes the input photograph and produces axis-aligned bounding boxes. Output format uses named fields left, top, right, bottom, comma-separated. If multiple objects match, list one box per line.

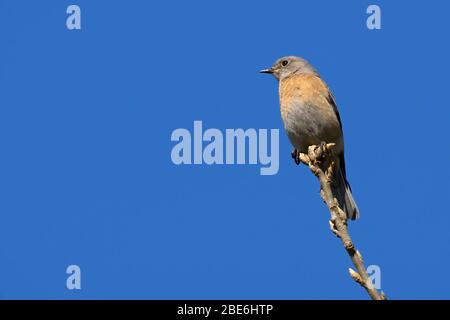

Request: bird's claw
left=291, top=149, right=301, bottom=165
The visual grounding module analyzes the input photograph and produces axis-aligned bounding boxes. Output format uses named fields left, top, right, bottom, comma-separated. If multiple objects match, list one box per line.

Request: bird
left=260, top=56, right=359, bottom=220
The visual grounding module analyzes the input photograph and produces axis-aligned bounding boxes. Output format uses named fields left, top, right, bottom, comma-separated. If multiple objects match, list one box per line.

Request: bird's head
left=260, top=56, right=316, bottom=80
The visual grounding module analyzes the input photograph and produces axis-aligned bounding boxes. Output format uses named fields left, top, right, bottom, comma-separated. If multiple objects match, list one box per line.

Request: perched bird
left=260, top=56, right=359, bottom=220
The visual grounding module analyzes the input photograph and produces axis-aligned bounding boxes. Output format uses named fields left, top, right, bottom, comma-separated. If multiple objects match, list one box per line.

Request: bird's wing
left=326, top=92, right=343, bottom=130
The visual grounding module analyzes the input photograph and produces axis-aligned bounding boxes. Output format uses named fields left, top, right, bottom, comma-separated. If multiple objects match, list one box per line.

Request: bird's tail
left=331, top=155, right=359, bottom=221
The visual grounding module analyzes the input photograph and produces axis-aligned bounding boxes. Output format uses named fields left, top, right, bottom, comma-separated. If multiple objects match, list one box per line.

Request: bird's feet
left=318, top=141, right=327, bottom=150
left=311, top=141, right=334, bottom=164
left=317, top=141, right=330, bottom=159
left=291, top=148, right=301, bottom=165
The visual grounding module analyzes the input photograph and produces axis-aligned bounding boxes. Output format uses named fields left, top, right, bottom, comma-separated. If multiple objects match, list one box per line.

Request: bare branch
left=298, top=144, right=386, bottom=300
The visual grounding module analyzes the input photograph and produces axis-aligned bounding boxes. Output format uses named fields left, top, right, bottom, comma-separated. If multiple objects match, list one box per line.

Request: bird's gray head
left=260, top=56, right=317, bottom=80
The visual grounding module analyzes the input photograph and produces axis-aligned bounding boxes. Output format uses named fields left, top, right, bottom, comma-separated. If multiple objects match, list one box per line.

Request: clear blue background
left=0, top=0, right=449, bottom=299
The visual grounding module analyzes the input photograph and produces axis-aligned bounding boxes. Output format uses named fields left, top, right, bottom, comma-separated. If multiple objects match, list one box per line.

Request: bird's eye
left=281, top=60, right=289, bottom=67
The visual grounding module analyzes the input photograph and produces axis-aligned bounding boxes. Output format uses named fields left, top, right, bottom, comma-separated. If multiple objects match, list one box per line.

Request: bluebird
left=260, top=56, right=359, bottom=220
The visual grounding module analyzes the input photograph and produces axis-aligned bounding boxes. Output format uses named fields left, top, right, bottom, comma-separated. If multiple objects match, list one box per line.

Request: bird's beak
left=259, top=68, right=273, bottom=74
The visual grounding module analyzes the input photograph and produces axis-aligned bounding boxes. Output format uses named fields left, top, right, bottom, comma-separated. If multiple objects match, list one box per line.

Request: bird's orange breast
left=279, top=74, right=332, bottom=121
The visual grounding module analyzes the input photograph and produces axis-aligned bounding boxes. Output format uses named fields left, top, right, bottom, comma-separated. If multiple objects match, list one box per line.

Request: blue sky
left=0, top=0, right=449, bottom=299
